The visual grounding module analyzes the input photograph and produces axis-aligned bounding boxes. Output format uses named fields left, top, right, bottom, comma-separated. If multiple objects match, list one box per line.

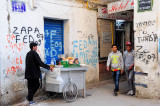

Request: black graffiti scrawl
left=135, top=46, right=156, bottom=64
left=13, top=27, right=44, bottom=46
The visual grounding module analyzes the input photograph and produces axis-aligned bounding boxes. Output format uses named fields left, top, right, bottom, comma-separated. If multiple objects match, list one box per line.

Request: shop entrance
left=115, top=20, right=134, bottom=54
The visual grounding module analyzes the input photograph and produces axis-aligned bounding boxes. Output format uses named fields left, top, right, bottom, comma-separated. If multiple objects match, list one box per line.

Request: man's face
left=33, top=46, right=37, bottom=51
left=112, top=46, right=117, bottom=53
left=126, top=45, right=131, bottom=52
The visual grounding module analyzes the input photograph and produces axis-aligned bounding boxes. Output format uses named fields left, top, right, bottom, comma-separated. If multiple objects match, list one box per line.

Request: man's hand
left=121, top=70, right=123, bottom=74
left=107, top=67, right=110, bottom=71
left=128, top=64, right=134, bottom=71
left=128, top=67, right=132, bottom=71
left=50, top=66, right=53, bottom=72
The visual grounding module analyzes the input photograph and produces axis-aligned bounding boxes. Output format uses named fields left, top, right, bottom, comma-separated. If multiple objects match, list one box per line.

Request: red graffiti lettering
left=6, top=34, right=26, bottom=53
left=7, top=66, right=22, bottom=75
left=16, top=56, right=22, bottom=64
left=12, top=56, right=23, bottom=65
left=11, top=34, right=15, bottom=40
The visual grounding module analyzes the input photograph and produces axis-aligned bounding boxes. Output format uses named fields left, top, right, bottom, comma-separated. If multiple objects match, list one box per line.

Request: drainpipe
left=111, top=22, right=114, bottom=45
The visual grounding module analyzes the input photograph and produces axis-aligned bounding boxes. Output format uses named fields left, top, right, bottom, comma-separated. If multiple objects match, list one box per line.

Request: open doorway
left=115, top=20, right=125, bottom=54
left=115, top=31, right=125, bottom=54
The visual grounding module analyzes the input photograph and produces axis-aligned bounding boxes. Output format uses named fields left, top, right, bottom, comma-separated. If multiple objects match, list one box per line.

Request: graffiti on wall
left=44, top=29, right=63, bottom=64
left=135, top=20, right=157, bottom=65
left=6, top=26, right=43, bottom=75
left=136, top=20, right=156, bottom=28
left=13, top=27, right=44, bottom=46
left=6, top=34, right=25, bottom=53
left=135, top=46, right=156, bottom=64
left=72, top=31, right=98, bottom=68
left=137, top=30, right=158, bottom=43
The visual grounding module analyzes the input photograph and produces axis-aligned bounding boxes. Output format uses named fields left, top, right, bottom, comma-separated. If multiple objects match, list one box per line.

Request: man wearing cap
left=123, top=42, right=135, bottom=96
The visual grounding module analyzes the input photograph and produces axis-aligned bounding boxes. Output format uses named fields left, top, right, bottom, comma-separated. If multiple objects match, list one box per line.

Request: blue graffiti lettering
left=73, top=41, right=78, bottom=52
left=84, top=40, right=87, bottom=48
left=72, top=39, right=98, bottom=68
left=79, top=40, right=83, bottom=50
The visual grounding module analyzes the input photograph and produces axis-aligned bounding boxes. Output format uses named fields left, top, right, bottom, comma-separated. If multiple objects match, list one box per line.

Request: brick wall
left=98, top=19, right=113, bottom=81
left=97, top=19, right=112, bottom=58
left=99, top=61, right=112, bottom=82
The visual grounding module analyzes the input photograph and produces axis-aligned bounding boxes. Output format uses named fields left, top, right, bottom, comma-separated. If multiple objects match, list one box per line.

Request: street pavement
left=13, top=81, right=160, bottom=106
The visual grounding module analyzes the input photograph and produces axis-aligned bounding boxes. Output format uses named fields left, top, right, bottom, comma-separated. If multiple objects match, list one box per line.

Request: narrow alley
left=14, top=81, right=160, bottom=106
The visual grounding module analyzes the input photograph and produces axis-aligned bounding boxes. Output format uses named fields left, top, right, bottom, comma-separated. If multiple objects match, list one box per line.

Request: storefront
left=97, top=4, right=134, bottom=81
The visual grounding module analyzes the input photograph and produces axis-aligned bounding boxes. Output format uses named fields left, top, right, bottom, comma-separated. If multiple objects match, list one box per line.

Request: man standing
left=25, top=43, right=53, bottom=104
left=123, top=42, right=135, bottom=96
left=107, top=44, right=124, bottom=96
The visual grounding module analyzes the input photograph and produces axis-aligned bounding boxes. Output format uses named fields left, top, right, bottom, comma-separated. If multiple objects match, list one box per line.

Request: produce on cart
left=61, top=57, right=80, bottom=68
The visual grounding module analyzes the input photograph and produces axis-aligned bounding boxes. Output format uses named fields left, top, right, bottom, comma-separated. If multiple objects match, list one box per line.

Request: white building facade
left=0, top=0, right=99, bottom=105
left=134, top=0, right=160, bottom=98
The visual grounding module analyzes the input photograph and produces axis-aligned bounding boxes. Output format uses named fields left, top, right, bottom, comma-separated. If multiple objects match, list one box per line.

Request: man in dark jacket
left=25, top=42, right=53, bottom=104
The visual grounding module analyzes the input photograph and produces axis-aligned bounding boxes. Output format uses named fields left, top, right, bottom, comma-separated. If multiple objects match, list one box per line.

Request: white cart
left=42, top=67, right=88, bottom=102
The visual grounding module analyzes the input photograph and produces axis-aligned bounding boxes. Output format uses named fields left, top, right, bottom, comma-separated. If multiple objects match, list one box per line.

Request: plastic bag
left=46, top=68, right=63, bottom=84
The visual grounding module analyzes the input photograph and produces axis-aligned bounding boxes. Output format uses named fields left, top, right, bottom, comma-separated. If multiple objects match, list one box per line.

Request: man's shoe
left=29, top=101, right=37, bottom=105
left=127, top=91, right=131, bottom=95
left=114, top=92, right=118, bottom=96
left=130, top=90, right=134, bottom=96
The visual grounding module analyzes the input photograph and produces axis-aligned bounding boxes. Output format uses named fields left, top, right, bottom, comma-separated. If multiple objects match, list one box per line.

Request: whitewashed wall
left=0, top=0, right=9, bottom=104
left=134, top=0, right=160, bottom=98
left=0, top=0, right=99, bottom=105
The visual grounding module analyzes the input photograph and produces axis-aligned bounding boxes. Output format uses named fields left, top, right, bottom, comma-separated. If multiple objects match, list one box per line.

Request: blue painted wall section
left=72, top=39, right=98, bottom=68
left=12, top=0, right=26, bottom=12
left=44, top=19, right=64, bottom=64
left=134, top=71, right=148, bottom=76
left=134, top=83, right=148, bottom=88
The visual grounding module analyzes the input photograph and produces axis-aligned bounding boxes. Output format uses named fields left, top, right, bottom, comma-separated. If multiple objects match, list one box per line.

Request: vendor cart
left=41, top=66, right=88, bottom=102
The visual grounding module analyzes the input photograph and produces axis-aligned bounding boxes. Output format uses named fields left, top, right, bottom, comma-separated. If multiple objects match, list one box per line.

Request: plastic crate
left=61, top=61, right=80, bottom=68
left=61, top=61, right=69, bottom=68
left=68, top=63, right=80, bottom=68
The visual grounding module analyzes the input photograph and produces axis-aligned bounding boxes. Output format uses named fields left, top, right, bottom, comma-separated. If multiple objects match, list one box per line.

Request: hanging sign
left=138, top=0, right=153, bottom=12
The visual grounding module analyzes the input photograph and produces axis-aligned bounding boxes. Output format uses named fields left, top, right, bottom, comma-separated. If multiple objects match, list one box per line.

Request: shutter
left=44, top=19, right=64, bottom=64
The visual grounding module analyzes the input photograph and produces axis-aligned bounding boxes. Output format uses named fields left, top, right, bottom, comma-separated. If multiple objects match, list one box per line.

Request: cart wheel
left=63, top=83, right=78, bottom=102
left=46, top=91, right=57, bottom=99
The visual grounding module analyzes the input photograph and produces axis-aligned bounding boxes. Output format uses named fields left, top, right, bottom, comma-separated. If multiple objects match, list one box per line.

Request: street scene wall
left=0, top=0, right=9, bottom=103
left=0, top=0, right=98, bottom=104
left=134, top=0, right=160, bottom=98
